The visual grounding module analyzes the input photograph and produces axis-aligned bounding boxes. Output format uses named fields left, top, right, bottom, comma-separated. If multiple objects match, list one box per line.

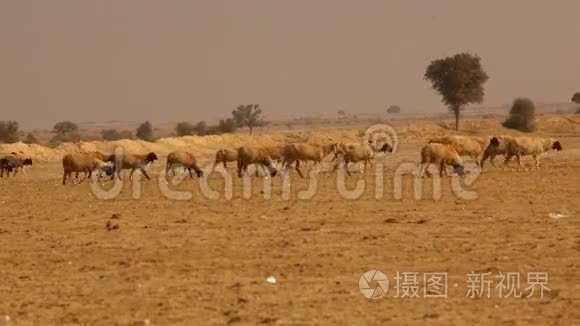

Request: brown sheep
left=62, top=152, right=109, bottom=185
left=237, top=146, right=277, bottom=178
left=419, top=143, right=464, bottom=178
left=281, top=143, right=340, bottom=178
left=106, top=152, right=158, bottom=180
left=334, top=141, right=393, bottom=176
left=0, top=155, right=32, bottom=178
left=429, top=135, right=485, bottom=166
left=213, top=149, right=238, bottom=169
left=166, top=151, right=204, bottom=179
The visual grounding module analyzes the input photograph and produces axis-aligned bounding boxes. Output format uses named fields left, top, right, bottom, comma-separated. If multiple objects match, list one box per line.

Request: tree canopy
left=232, top=104, right=266, bottom=135
left=425, top=53, right=489, bottom=130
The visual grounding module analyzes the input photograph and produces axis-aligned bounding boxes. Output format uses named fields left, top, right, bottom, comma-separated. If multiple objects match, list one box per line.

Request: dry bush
left=503, top=98, right=536, bottom=132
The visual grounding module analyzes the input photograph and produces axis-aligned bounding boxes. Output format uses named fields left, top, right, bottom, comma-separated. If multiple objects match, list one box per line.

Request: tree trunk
left=454, top=107, right=461, bottom=131
left=249, top=126, right=253, bottom=135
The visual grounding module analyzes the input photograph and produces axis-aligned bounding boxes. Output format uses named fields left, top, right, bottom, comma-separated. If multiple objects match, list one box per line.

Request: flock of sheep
left=0, top=134, right=563, bottom=184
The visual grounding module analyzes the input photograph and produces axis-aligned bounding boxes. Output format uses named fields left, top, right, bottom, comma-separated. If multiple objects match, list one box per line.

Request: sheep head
left=379, top=143, right=393, bottom=153
left=146, top=152, right=158, bottom=163
left=453, top=164, right=465, bottom=176
left=552, top=141, right=563, bottom=151
left=489, top=137, right=500, bottom=147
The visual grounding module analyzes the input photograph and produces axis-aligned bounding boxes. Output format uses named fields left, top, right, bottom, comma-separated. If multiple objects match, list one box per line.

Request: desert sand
left=1, top=117, right=579, bottom=325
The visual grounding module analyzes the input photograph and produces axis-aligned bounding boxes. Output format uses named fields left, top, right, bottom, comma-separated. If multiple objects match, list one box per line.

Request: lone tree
left=573, top=92, right=580, bottom=111
left=232, top=104, right=266, bottom=135
left=136, top=121, right=153, bottom=141
left=503, top=98, right=536, bottom=132
left=424, top=53, right=489, bottom=131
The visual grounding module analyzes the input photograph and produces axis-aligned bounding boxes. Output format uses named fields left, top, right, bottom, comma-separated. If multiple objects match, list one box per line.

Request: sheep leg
left=139, top=167, right=151, bottom=180
left=534, top=155, right=541, bottom=170
left=13, top=168, right=18, bottom=177
left=295, top=161, right=305, bottom=178
left=62, top=171, right=69, bottom=185
left=188, top=168, right=195, bottom=179
left=345, top=159, right=352, bottom=176
left=165, top=164, right=172, bottom=179
left=237, top=160, right=244, bottom=178
left=490, top=154, right=499, bottom=168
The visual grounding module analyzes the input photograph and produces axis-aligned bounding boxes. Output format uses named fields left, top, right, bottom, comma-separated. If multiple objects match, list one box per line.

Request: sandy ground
left=1, top=137, right=580, bottom=325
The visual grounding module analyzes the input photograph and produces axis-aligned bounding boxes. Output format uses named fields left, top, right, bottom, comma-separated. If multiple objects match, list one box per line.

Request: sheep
left=281, top=143, right=340, bottom=178
left=0, top=155, right=33, bottom=178
left=496, top=136, right=562, bottom=170
left=262, top=145, right=285, bottom=163
left=166, top=151, right=204, bottom=179
left=106, top=152, right=158, bottom=180
left=213, top=149, right=238, bottom=170
left=62, top=151, right=109, bottom=185
left=237, top=146, right=278, bottom=178
left=480, top=135, right=516, bottom=168
left=428, top=135, right=485, bottom=166
left=419, top=143, right=464, bottom=178
left=334, top=141, right=393, bottom=176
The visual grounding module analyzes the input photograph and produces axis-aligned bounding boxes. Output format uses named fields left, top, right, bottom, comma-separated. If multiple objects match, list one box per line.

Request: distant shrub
left=24, top=133, right=38, bottom=144
left=0, top=121, right=20, bottom=143
left=101, top=129, right=122, bottom=141
left=576, top=108, right=580, bottom=114
left=503, top=98, right=536, bottom=132
left=101, top=129, right=133, bottom=141
left=50, top=131, right=82, bottom=144
left=53, top=121, right=78, bottom=136
left=386, top=105, right=401, bottom=113
left=175, top=122, right=195, bottom=136
left=193, top=121, right=208, bottom=135
left=136, top=121, right=154, bottom=141
left=217, top=118, right=237, bottom=133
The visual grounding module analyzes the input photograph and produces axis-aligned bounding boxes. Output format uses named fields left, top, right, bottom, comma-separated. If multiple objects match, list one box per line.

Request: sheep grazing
left=428, top=135, right=485, bottom=166
left=480, top=135, right=516, bottom=168
left=0, top=155, right=33, bottom=178
left=213, top=149, right=238, bottom=169
left=281, top=143, right=340, bottom=178
left=494, top=136, right=562, bottom=170
left=166, top=151, right=204, bottom=179
left=106, top=152, right=158, bottom=180
left=334, top=141, right=393, bottom=176
left=237, top=146, right=277, bottom=178
left=62, top=151, right=109, bottom=185
left=262, top=145, right=285, bottom=163
left=419, top=143, right=464, bottom=178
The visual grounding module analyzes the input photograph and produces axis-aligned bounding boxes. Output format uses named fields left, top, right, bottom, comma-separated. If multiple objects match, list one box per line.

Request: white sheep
left=480, top=135, right=516, bottom=168
left=495, top=136, right=562, bottom=170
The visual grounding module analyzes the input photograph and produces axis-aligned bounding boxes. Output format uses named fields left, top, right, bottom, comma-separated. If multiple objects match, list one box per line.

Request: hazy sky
left=1, top=1, right=579, bottom=128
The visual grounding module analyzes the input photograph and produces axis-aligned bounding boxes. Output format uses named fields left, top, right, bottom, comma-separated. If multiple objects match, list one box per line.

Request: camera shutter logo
left=359, top=270, right=389, bottom=299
